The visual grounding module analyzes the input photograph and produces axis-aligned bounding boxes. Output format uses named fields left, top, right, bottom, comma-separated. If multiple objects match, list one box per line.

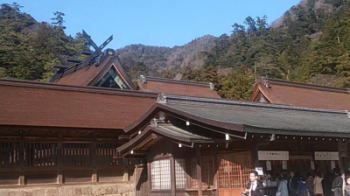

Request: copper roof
left=51, top=56, right=135, bottom=89
left=138, top=76, right=220, bottom=98
left=127, top=94, right=350, bottom=138
left=118, top=94, right=350, bottom=156
left=251, top=77, right=350, bottom=110
left=0, top=79, right=156, bottom=129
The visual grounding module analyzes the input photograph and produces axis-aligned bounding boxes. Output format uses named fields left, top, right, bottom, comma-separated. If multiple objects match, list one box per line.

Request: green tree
left=51, top=11, right=65, bottom=29
left=0, top=3, right=87, bottom=80
left=218, top=65, right=254, bottom=100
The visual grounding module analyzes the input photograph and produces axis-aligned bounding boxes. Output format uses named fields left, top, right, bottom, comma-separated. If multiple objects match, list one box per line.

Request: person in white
left=314, top=172, right=324, bottom=196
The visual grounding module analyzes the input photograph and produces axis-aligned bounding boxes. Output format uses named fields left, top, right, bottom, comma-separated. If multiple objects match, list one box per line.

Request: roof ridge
left=159, top=94, right=347, bottom=114
left=141, top=75, right=213, bottom=88
left=50, top=56, right=114, bottom=82
left=0, top=78, right=158, bottom=98
left=257, top=77, right=350, bottom=93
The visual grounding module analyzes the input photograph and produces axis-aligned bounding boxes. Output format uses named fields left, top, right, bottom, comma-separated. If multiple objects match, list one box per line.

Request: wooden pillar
left=91, top=142, right=98, bottom=183
left=196, top=148, right=203, bottom=196
left=170, top=156, right=176, bottom=196
left=251, top=144, right=259, bottom=168
left=338, top=142, right=348, bottom=194
left=213, top=152, right=219, bottom=196
left=57, top=142, right=63, bottom=184
left=92, top=170, right=98, bottom=183
left=123, top=167, right=129, bottom=182
left=134, top=163, right=145, bottom=195
left=19, top=132, right=25, bottom=186
left=213, top=152, right=218, bottom=190
left=18, top=175, right=25, bottom=186
left=57, top=173, right=63, bottom=184
left=147, top=161, right=151, bottom=192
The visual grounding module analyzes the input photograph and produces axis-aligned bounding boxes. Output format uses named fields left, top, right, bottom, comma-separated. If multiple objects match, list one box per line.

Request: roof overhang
left=123, top=94, right=350, bottom=139
left=118, top=94, right=350, bottom=156
left=118, top=124, right=216, bottom=156
left=124, top=103, right=245, bottom=134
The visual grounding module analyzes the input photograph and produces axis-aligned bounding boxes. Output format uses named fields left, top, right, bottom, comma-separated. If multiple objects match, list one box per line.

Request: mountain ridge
left=116, top=34, right=217, bottom=77
left=1, top=0, right=349, bottom=101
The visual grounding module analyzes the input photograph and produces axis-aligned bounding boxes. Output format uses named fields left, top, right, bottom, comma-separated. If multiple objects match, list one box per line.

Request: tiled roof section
left=0, top=79, right=157, bottom=129
left=138, top=75, right=220, bottom=98
left=251, top=77, right=350, bottom=110
left=157, top=94, right=350, bottom=137
left=51, top=56, right=135, bottom=89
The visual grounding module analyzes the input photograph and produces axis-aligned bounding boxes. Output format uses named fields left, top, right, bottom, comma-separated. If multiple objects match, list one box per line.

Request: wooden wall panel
left=217, top=151, right=253, bottom=196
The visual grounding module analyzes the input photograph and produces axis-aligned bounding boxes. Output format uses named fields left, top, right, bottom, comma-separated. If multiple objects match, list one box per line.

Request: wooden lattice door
left=217, top=151, right=253, bottom=196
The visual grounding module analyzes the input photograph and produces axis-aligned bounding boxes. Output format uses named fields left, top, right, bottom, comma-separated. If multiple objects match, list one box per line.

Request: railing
left=62, top=143, right=90, bottom=167
left=25, top=143, right=57, bottom=168
left=0, top=141, right=143, bottom=186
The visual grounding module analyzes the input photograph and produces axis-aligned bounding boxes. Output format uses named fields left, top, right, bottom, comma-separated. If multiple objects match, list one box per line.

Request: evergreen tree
left=0, top=3, right=86, bottom=80
left=51, top=11, right=65, bottom=29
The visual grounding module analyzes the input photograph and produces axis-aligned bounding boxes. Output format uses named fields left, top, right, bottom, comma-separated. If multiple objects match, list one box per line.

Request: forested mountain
left=1, top=0, right=349, bottom=100
left=0, top=3, right=86, bottom=81
left=117, top=35, right=217, bottom=79
left=118, top=0, right=350, bottom=99
left=177, top=0, right=350, bottom=99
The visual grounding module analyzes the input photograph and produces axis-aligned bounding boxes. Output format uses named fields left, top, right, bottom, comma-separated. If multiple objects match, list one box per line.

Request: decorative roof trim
left=118, top=126, right=154, bottom=154
left=88, top=62, right=135, bottom=89
left=160, top=94, right=347, bottom=114
left=244, top=125, right=350, bottom=138
left=118, top=124, right=214, bottom=155
left=50, top=55, right=113, bottom=82
left=0, top=78, right=158, bottom=98
left=250, top=84, right=272, bottom=103
left=141, top=75, right=213, bottom=88
left=257, top=77, right=350, bottom=93
left=124, top=102, right=245, bottom=134
left=124, top=101, right=245, bottom=134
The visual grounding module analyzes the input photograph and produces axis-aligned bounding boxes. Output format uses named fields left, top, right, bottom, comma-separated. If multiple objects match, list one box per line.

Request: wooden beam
left=196, top=148, right=202, bottom=196
left=134, top=134, right=158, bottom=150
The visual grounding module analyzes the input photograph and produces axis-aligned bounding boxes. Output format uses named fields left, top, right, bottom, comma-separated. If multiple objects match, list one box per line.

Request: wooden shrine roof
left=118, top=94, right=350, bottom=156
left=51, top=56, right=135, bottom=89
left=0, top=79, right=156, bottom=130
left=251, top=77, right=350, bottom=110
left=117, top=123, right=213, bottom=154
left=126, top=94, right=350, bottom=138
left=138, top=76, right=221, bottom=98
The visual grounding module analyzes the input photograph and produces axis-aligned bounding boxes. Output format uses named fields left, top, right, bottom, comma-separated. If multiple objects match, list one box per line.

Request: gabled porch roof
left=127, top=94, right=350, bottom=136
left=118, top=123, right=214, bottom=155
left=118, top=94, right=350, bottom=155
